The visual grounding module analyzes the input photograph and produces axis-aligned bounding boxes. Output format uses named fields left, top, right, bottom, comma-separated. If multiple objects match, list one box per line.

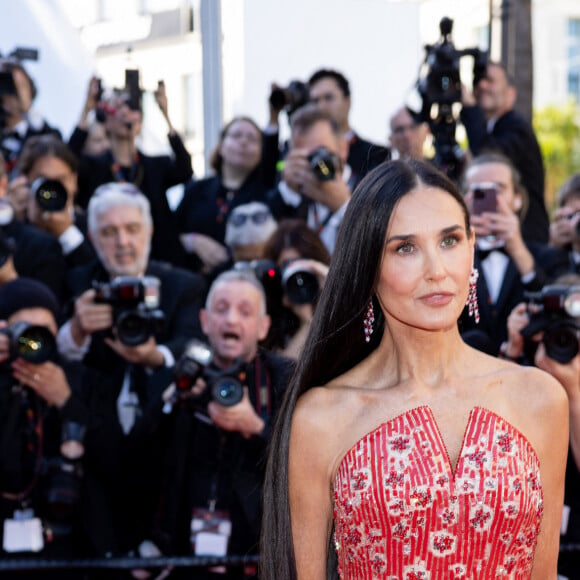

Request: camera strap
left=111, top=152, right=144, bottom=188
left=253, top=356, right=271, bottom=419
left=0, top=387, right=43, bottom=504
left=311, top=203, right=334, bottom=236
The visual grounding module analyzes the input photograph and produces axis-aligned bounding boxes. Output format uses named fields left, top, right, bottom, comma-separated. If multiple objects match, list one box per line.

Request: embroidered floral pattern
left=333, top=407, right=542, bottom=579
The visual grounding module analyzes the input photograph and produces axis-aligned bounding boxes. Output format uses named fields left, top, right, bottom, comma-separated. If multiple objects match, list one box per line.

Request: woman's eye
left=396, top=243, right=415, bottom=255
left=441, top=235, right=459, bottom=248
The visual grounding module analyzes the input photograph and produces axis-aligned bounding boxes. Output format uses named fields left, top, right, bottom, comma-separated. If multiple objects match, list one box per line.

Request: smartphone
left=471, top=183, right=498, bottom=215
left=124, top=69, right=141, bottom=111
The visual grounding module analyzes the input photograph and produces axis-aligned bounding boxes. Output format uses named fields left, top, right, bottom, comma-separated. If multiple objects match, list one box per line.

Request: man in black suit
left=461, top=61, right=549, bottom=244
left=265, top=105, right=351, bottom=254
left=152, top=269, right=294, bottom=579
left=56, top=182, right=206, bottom=563
left=459, top=153, right=547, bottom=355
left=308, top=68, right=391, bottom=183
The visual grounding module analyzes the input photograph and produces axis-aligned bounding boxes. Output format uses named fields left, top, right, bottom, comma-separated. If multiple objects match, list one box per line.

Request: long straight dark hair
left=260, top=159, right=470, bottom=580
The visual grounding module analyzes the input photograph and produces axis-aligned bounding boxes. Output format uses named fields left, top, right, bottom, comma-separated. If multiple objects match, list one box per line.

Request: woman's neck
left=111, top=137, right=136, bottom=167
left=378, top=324, right=469, bottom=388
left=221, top=164, right=249, bottom=190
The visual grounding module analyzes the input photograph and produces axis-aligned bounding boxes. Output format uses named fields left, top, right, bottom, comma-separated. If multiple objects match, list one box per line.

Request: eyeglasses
left=229, top=210, right=271, bottom=227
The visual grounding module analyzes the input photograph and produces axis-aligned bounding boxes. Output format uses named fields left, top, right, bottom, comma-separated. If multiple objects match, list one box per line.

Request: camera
left=0, top=321, right=56, bottom=364
left=31, top=177, right=68, bottom=213
left=308, top=146, right=339, bottom=182
left=281, top=261, right=320, bottom=305
left=174, top=340, right=247, bottom=407
left=411, top=17, right=488, bottom=181
left=235, top=259, right=320, bottom=306
left=93, top=276, right=166, bottom=347
left=521, top=285, right=580, bottom=363
left=269, top=80, right=310, bottom=116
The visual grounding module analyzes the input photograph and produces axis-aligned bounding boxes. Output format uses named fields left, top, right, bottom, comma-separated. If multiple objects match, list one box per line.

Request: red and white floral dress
left=333, top=406, right=543, bottom=579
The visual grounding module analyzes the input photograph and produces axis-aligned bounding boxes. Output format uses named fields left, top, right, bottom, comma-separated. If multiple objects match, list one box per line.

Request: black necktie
left=477, top=246, right=508, bottom=261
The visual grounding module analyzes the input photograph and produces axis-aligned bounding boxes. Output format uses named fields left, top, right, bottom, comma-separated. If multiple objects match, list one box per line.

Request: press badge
left=3, top=509, right=44, bottom=553
left=191, top=508, right=232, bottom=557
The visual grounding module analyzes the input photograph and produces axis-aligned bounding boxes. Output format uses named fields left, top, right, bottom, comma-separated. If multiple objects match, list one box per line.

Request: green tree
left=533, top=101, right=580, bottom=212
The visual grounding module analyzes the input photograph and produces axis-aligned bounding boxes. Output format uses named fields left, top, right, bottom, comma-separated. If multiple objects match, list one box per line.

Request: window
left=568, top=18, right=580, bottom=102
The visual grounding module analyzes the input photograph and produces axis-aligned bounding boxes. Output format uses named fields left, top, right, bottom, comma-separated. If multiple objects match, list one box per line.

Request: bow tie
left=477, top=246, right=508, bottom=261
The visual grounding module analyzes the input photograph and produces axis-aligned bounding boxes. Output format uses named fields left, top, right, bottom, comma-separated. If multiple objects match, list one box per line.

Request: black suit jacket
left=153, top=349, right=295, bottom=557
left=459, top=245, right=547, bottom=354
left=461, top=106, right=549, bottom=244
left=1, top=219, right=67, bottom=305
left=64, top=259, right=206, bottom=555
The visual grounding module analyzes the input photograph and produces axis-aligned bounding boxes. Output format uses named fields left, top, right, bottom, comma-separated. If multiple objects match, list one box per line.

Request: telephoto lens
left=3, top=321, right=56, bottom=364
left=31, top=178, right=68, bottom=212
left=282, top=262, right=320, bottom=305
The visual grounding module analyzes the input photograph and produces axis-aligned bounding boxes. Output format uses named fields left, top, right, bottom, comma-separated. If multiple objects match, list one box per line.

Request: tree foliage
left=533, top=101, right=580, bottom=212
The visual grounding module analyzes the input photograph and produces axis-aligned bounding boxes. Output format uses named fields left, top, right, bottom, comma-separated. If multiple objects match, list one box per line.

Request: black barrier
left=0, top=554, right=259, bottom=571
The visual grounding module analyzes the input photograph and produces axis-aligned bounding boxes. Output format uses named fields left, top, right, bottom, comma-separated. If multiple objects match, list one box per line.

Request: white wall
left=0, top=0, right=95, bottom=138
left=221, top=0, right=422, bottom=146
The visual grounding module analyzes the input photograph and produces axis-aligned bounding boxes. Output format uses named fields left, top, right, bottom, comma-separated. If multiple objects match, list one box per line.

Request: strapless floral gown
left=333, top=406, right=543, bottom=579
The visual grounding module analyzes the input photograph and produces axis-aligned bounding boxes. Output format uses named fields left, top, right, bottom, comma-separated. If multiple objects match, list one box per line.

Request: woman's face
left=376, top=185, right=474, bottom=332
left=220, top=119, right=262, bottom=174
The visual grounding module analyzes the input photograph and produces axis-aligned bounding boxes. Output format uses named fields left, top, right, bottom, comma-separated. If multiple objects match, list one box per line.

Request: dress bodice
left=333, top=406, right=543, bottom=579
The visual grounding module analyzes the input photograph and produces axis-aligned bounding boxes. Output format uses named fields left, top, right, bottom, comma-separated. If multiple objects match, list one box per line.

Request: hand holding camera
left=11, top=358, right=72, bottom=408
left=549, top=207, right=580, bottom=249
left=27, top=177, right=73, bottom=236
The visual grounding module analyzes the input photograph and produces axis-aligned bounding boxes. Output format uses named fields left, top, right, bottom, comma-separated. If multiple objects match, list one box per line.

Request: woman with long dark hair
left=261, top=159, right=568, bottom=579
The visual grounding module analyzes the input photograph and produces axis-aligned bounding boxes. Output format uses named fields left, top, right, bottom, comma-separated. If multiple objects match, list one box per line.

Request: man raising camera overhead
left=55, top=182, right=206, bottom=562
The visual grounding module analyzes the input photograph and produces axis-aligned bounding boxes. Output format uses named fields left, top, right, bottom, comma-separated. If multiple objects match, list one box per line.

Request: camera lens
left=9, top=322, right=56, bottom=364
left=211, top=377, right=244, bottom=407
left=115, top=310, right=150, bottom=347
left=543, top=323, right=579, bottom=364
left=31, top=178, right=68, bottom=212
left=282, top=263, right=319, bottom=305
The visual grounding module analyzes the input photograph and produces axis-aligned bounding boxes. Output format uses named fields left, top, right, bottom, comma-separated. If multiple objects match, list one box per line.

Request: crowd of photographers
left=1, top=26, right=580, bottom=578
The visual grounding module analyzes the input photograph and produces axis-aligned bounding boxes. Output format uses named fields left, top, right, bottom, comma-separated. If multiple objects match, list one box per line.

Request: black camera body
left=174, top=340, right=246, bottom=407
left=269, top=80, right=309, bottom=116
left=413, top=17, right=488, bottom=180
left=0, top=321, right=56, bottom=364
left=31, top=177, right=68, bottom=213
left=308, top=146, right=339, bottom=182
left=234, top=259, right=320, bottom=306
left=93, top=276, right=165, bottom=347
left=521, top=285, right=580, bottom=363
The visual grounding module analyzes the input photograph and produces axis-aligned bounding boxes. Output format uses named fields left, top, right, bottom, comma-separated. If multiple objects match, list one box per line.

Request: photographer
left=461, top=61, right=549, bottom=244
left=536, top=174, right=580, bottom=281
left=262, top=219, right=330, bottom=359
left=459, top=152, right=548, bottom=354
left=0, top=151, right=68, bottom=302
left=498, top=275, right=580, bottom=579
left=15, top=134, right=96, bottom=270
left=0, top=278, right=88, bottom=577
left=0, top=58, right=62, bottom=177
left=56, top=182, right=206, bottom=561
left=266, top=105, right=351, bottom=255
left=153, top=269, right=294, bottom=579
left=69, top=75, right=192, bottom=264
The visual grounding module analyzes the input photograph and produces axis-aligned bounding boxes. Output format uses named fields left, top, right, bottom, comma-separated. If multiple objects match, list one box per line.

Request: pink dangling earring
left=363, top=299, right=375, bottom=343
left=466, top=268, right=480, bottom=324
